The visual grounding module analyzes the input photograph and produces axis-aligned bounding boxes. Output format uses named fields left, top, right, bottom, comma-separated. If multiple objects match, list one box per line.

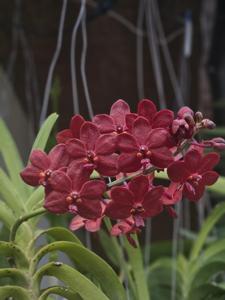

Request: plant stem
left=10, top=208, right=46, bottom=242
left=107, top=166, right=157, bottom=189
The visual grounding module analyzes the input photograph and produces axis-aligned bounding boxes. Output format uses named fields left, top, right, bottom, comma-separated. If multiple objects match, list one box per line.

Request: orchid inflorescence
left=20, top=99, right=224, bottom=246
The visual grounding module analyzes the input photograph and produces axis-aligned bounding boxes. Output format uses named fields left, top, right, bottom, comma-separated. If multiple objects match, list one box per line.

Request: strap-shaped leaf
left=0, top=241, right=29, bottom=269
left=98, top=229, right=119, bottom=267
left=27, top=186, right=44, bottom=209
left=0, top=200, right=15, bottom=229
left=0, top=119, right=29, bottom=197
left=28, top=227, right=82, bottom=252
left=190, top=202, right=225, bottom=261
left=0, top=285, right=31, bottom=299
left=202, top=238, right=225, bottom=262
left=188, top=283, right=225, bottom=300
left=39, top=286, right=82, bottom=300
left=0, top=268, right=28, bottom=286
left=0, top=168, right=27, bottom=215
left=31, top=241, right=126, bottom=300
left=31, top=113, right=58, bottom=153
left=34, top=262, right=109, bottom=300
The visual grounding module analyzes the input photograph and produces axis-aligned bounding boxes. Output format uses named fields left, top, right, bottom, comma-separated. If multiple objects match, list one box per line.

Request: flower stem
left=10, top=208, right=46, bottom=242
left=107, top=166, right=157, bottom=188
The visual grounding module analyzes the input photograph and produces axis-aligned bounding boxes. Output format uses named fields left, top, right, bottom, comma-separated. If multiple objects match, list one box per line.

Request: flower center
left=136, top=145, right=152, bottom=159
left=84, top=151, right=98, bottom=164
left=130, top=204, right=145, bottom=215
left=116, top=125, right=123, bottom=134
left=39, top=169, right=52, bottom=186
left=66, top=191, right=82, bottom=205
left=188, top=174, right=202, bottom=186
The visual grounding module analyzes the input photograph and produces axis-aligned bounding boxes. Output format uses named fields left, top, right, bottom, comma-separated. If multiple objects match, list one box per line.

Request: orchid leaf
left=31, top=113, right=58, bottom=153
left=0, top=268, right=28, bottom=286
left=0, top=119, right=28, bottom=197
left=34, top=262, right=109, bottom=300
left=31, top=241, right=126, bottom=300
left=0, top=200, right=16, bottom=229
left=0, top=286, right=31, bottom=299
left=27, top=186, right=44, bottom=209
left=188, top=283, right=225, bottom=300
left=39, top=286, right=82, bottom=300
left=0, top=241, right=29, bottom=269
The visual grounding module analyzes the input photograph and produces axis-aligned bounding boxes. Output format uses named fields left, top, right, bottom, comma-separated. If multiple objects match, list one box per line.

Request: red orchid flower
left=117, top=116, right=173, bottom=172
left=105, top=175, right=164, bottom=226
left=93, top=99, right=131, bottom=134
left=70, top=203, right=105, bottom=232
left=56, top=114, right=85, bottom=144
left=111, top=216, right=141, bottom=247
left=65, top=121, right=118, bottom=176
left=44, top=162, right=106, bottom=217
left=20, top=144, right=70, bottom=187
left=167, top=149, right=219, bottom=201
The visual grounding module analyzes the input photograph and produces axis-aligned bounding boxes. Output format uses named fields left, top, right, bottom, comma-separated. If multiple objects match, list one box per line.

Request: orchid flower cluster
left=21, top=99, right=224, bottom=246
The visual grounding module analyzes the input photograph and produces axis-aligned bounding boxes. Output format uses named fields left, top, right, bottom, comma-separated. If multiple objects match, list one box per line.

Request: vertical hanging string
left=81, top=5, right=94, bottom=119
left=171, top=202, right=181, bottom=300
left=145, top=0, right=166, bottom=109
left=136, top=0, right=145, bottom=99
left=39, top=0, right=68, bottom=126
left=151, top=0, right=184, bottom=108
left=71, top=0, right=86, bottom=115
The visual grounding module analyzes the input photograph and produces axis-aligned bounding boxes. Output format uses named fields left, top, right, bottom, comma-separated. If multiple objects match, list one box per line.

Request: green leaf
left=190, top=202, right=225, bottom=261
left=0, top=268, right=28, bottom=286
left=202, top=238, right=225, bottom=262
left=208, top=176, right=225, bottom=196
left=39, top=286, right=82, bottom=300
left=188, top=283, right=225, bottom=300
left=31, top=241, right=126, bottom=300
left=0, top=241, right=29, bottom=269
left=31, top=113, right=58, bottom=153
left=0, top=168, right=27, bottom=215
left=0, top=286, right=31, bottom=299
left=124, top=237, right=150, bottom=300
left=98, top=229, right=119, bottom=267
left=27, top=186, right=44, bottom=209
left=0, top=118, right=28, bottom=197
left=34, top=262, right=109, bottom=300
left=0, top=200, right=16, bottom=229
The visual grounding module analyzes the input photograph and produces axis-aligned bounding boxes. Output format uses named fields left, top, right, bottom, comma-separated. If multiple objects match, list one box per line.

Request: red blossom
left=66, top=121, right=118, bottom=176
left=44, top=162, right=106, bottom=217
left=105, top=175, right=164, bottom=225
left=56, top=115, right=85, bottom=144
left=20, top=144, right=70, bottom=187
left=117, top=116, right=173, bottom=172
left=167, top=149, right=220, bottom=201
left=93, top=99, right=131, bottom=134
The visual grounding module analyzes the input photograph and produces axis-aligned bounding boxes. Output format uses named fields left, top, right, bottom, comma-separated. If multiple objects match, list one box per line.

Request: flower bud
left=195, top=111, right=203, bottom=123
left=211, top=137, right=225, bottom=151
left=201, top=119, right=216, bottom=129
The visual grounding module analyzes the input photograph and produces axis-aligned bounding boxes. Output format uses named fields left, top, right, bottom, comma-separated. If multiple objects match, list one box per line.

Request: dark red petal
left=152, top=109, right=174, bottom=128
left=29, top=149, right=50, bottom=170
left=167, top=161, right=190, bottom=182
left=117, top=133, right=138, bottom=152
left=20, top=166, right=42, bottom=186
left=184, top=149, right=202, bottom=173
left=125, top=113, right=138, bottom=131
left=67, top=161, right=92, bottom=191
left=92, top=114, right=115, bottom=133
left=49, top=144, right=70, bottom=170
left=95, top=134, right=116, bottom=155
left=201, top=171, right=219, bottom=186
left=69, top=215, right=85, bottom=231
left=105, top=201, right=132, bottom=220
left=132, top=117, right=151, bottom=145
left=146, top=128, right=169, bottom=148
left=198, top=152, right=220, bottom=174
left=70, top=114, right=85, bottom=138
left=77, top=200, right=102, bottom=219
left=85, top=218, right=102, bottom=232
left=110, top=99, right=130, bottom=126
left=111, top=186, right=135, bottom=204
left=65, top=139, right=86, bottom=158
left=44, top=191, right=68, bottom=213
left=97, top=154, right=118, bottom=176
left=150, top=147, right=174, bottom=168
left=138, top=99, right=157, bottom=123
left=118, top=153, right=141, bottom=173
left=49, top=170, right=72, bottom=192
left=142, top=186, right=164, bottom=217
left=128, top=175, right=149, bottom=201
left=80, top=180, right=106, bottom=200
left=162, top=182, right=183, bottom=205
left=80, top=122, right=100, bottom=151
left=56, top=129, right=73, bottom=144
left=183, top=182, right=205, bottom=202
